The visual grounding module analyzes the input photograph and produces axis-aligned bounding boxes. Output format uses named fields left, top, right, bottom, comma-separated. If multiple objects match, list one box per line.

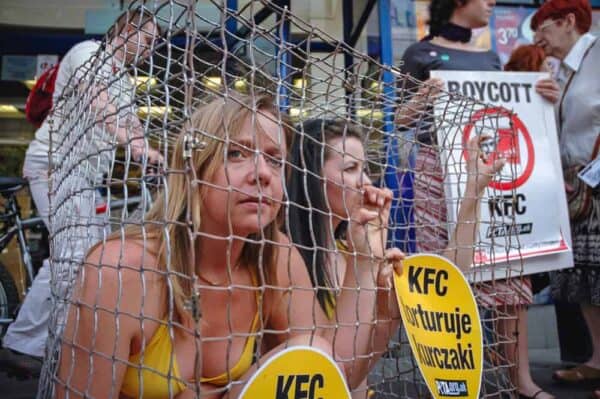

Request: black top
left=400, top=40, right=501, bottom=81
left=399, top=40, right=501, bottom=143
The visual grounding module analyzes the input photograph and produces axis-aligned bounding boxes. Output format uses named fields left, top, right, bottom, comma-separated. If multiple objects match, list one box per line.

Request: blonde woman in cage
left=55, top=94, right=334, bottom=399
left=285, top=119, right=505, bottom=396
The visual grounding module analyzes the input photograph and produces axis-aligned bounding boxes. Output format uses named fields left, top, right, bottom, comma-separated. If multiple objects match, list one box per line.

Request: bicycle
left=0, top=176, right=145, bottom=336
left=0, top=177, right=46, bottom=335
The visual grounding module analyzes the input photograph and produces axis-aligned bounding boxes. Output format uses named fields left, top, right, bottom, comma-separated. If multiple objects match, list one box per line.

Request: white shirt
left=557, top=33, right=600, bottom=167
left=26, top=41, right=101, bottom=157
left=26, top=40, right=136, bottom=165
left=557, top=33, right=597, bottom=85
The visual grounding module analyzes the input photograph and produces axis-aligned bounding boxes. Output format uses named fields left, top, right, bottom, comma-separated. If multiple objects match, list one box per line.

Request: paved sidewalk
left=1, top=352, right=593, bottom=399
left=530, top=348, right=593, bottom=399
left=1, top=305, right=596, bottom=398
left=2, top=376, right=38, bottom=399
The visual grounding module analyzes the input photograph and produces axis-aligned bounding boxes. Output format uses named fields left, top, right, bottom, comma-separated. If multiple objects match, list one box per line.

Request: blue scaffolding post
left=378, top=0, right=415, bottom=252
left=276, top=1, right=291, bottom=111
left=225, top=0, right=238, bottom=36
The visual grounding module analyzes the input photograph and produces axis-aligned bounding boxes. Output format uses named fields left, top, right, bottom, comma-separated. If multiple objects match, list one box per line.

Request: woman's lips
left=238, top=196, right=273, bottom=207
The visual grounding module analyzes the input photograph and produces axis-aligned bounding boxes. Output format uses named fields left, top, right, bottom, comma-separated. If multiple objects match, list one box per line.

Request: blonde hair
left=104, top=93, right=290, bottom=322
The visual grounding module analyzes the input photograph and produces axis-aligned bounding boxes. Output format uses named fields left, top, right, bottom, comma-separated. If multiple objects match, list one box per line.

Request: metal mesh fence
left=39, top=1, right=528, bottom=398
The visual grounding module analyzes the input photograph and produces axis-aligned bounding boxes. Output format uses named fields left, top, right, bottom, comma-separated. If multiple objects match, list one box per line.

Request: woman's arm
left=267, top=233, right=325, bottom=344
left=326, top=187, right=404, bottom=389
left=395, top=77, right=444, bottom=127
left=443, top=135, right=505, bottom=271
left=55, top=242, right=146, bottom=399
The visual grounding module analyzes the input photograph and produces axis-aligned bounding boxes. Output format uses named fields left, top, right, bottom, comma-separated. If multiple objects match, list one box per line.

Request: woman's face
left=456, top=0, right=496, bottom=29
left=201, top=111, right=285, bottom=237
left=322, top=136, right=371, bottom=221
left=534, top=16, right=576, bottom=60
left=121, top=21, right=158, bottom=65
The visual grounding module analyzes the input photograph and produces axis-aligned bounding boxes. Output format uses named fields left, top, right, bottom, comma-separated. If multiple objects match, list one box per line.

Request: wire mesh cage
left=39, top=1, right=528, bottom=398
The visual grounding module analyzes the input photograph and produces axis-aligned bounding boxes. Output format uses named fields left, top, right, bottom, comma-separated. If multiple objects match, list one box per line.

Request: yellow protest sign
left=394, top=254, right=483, bottom=399
left=239, top=346, right=351, bottom=399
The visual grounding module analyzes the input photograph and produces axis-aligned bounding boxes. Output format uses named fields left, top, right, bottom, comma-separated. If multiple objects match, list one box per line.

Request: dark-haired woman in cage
left=398, top=1, right=560, bottom=398
left=55, top=94, right=334, bottom=399
left=285, top=119, right=504, bottom=397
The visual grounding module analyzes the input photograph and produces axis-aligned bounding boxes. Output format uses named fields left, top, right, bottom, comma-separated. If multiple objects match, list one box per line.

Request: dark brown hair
left=286, top=119, right=365, bottom=314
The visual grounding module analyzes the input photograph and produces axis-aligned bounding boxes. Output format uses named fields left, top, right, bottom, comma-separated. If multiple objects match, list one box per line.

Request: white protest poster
left=430, top=70, right=573, bottom=278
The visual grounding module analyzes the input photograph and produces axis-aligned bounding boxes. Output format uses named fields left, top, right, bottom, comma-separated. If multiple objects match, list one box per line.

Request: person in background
left=400, top=0, right=560, bottom=254
left=531, top=1, right=600, bottom=398
left=494, top=44, right=557, bottom=399
left=399, top=1, right=559, bottom=398
left=0, top=6, right=162, bottom=378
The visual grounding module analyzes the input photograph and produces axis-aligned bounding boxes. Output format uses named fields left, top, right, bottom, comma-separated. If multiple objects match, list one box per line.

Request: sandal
left=553, top=364, right=600, bottom=385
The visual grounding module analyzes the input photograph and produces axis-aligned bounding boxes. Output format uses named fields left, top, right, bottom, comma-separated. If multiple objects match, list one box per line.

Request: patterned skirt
left=413, top=145, right=533, bottom=307
left=551, top=200, right=600, bottom=305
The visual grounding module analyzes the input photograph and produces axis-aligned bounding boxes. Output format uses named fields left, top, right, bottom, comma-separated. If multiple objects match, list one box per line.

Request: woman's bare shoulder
left=78, top=238, right=164, bottom=308
left=68, top=238, right=166, bottom=346
left=274, top=231, right=311, bottom=287
left=86, top=238, right=160, bottom=272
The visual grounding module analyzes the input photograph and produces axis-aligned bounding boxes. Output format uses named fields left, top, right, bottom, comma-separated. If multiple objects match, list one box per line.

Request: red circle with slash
left=463, top=107, right=534, bottom=191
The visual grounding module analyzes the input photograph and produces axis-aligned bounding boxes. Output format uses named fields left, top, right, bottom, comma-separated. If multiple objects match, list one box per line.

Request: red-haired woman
left=504, top=45, right=551, bottom=74
left=531, top=1, right=600, bottom=397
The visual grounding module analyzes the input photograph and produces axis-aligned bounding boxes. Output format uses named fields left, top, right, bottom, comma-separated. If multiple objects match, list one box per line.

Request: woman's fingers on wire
left=352, top=207, right=379, bottom=226
left=363, top=186, right=393, bottom=209
left=467, top=134, right=485, bottom=160
left=385, top=247, right=405, bottom=276
left=149, top=148, right=164, bottom=166
left=467, top=134, right=506, bottom=169
left=418, top=77, right=444, bottom=99
left=379, top=188, right=393, bottom=220
left=491, top=157, right=506, bottom=174
left=376, top=248, right=404, bottom=297
left=377, top=262, right=394, bottom=289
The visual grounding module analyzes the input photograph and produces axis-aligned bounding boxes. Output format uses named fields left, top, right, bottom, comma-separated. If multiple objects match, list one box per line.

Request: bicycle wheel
left=0, top=261, right=19, bottom=336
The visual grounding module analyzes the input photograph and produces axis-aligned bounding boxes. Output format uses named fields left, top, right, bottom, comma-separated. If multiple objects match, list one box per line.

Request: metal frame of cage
left=35, top=1, right=526, bottom=398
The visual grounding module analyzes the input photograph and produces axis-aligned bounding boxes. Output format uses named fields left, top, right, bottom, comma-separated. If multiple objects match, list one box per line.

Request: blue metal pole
left=378, top=0, right=416, bottom=253
left=225, top=0, right=238, bottom=38
left=276, top=2, right=291, bottom=111
left=342, top=0, right=354, bottom=116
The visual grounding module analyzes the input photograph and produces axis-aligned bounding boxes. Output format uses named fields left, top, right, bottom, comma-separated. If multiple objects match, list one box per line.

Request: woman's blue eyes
left=344, top=163, right=360, bottom=172
left=227, top=149, right=283, bottom=167
left=268, top=157, right=283, bottom=167
left=227, top=150, right=244, bottom=160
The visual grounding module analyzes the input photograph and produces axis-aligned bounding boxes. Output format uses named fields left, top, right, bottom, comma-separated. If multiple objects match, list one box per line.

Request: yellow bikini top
left=120, top=275, right=260, bottom=398
left=321, top=239, right=349, bottom=321
left=323, top=293, right=336, bottom=320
